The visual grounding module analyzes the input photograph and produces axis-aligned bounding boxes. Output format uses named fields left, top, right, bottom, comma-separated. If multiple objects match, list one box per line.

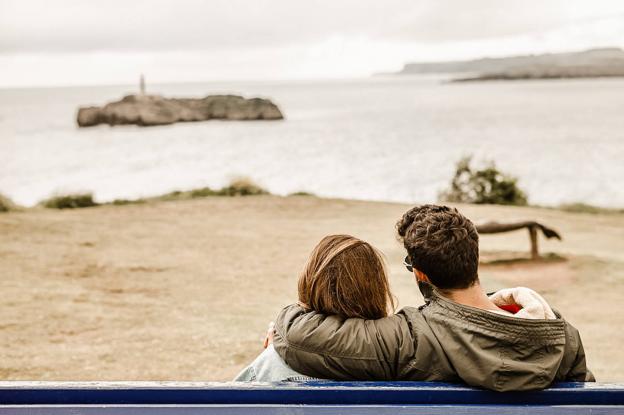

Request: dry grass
left=0, top=193, right=19, bottom=212
left=0, top=196, right=622, bottom=381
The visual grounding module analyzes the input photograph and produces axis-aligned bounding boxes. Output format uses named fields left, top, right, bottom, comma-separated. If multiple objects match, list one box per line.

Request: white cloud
left=0, top=0, right=623, bottom=86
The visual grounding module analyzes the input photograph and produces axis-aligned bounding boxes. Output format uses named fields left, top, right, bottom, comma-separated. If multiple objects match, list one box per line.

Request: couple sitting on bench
left=235, top=204, right=595, bottom=391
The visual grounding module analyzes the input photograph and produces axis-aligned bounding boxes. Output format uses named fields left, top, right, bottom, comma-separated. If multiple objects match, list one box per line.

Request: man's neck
left=437, top=282, right=501, bottom=313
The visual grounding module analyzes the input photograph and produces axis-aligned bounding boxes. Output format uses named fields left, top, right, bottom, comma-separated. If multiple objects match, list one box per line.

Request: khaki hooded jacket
left=273, top=282, right=594, bottom=391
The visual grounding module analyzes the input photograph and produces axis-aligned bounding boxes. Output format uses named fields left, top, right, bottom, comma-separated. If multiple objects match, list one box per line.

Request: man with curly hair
left=272, top=205, right=594, bottom=391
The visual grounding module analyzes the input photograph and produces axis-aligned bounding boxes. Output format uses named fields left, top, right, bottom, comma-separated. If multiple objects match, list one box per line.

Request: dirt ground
left=0, top=196, right=622, bottom=381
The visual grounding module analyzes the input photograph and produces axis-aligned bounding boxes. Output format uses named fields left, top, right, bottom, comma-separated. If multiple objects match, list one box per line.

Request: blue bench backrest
left=1, top=381, right=623, bottom=414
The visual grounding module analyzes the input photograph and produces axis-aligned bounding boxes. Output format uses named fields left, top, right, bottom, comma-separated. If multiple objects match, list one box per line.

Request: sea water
left=1, top=77, right=623, bottom=207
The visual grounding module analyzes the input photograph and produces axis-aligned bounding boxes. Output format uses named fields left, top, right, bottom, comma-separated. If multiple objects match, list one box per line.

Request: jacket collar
left=417, top=280, right=437, bottom=302
left=416, top=281, right=565, bottom=341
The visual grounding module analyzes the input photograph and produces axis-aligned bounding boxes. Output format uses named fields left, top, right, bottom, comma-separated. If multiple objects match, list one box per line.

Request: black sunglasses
left=403, top=255, right=414, bottom=273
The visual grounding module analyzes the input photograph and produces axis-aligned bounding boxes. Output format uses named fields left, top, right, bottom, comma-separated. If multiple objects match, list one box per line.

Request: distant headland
left=77, top=93, right=284, bottom=127
left=390, top=47, right=624, bottom=81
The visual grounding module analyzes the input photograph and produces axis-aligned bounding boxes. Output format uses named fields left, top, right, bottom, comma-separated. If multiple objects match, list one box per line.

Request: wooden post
left=529, top=225, right=539, bottom=260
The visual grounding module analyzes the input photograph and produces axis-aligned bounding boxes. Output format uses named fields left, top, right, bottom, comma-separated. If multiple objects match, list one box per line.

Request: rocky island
left=77, top=94, right=284, bottom=127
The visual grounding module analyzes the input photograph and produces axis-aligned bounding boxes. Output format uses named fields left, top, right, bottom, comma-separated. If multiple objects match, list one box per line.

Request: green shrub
left=440, top=156, right=528, bottom=206
left=157, top=190, right=186, bottom=201
left=0, top=193, right=17, bottom=212
left=190, top=187, right=218, bottom=198
left=111, top=198, right=146, bottom=206
left=60, top=178, right=270, bottom=209
left=41, top=193, right=99, bottom=209
left=289, top=191, right=316, bottom=197
left=218, top=177, right=269, bottom=196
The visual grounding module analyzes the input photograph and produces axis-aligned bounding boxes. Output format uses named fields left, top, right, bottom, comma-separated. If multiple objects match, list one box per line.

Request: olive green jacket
left=273, top=282, right=594, bottom=391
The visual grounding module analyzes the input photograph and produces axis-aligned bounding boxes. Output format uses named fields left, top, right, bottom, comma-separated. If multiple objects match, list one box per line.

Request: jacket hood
left=417, top=281, right=567, bottom=391
left=489, top=287, right=556, bottom=319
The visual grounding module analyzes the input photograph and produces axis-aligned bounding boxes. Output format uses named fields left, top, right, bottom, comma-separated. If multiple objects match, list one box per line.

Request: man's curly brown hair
left=396, top=204, right=479, bottom=289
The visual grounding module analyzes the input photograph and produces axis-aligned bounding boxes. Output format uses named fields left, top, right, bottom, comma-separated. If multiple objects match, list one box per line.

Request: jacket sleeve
left=272, top=304, right=414, bottom=380
left=559, top=320, right=596, bottom=382
left=567, top=329, right=595, bottom=382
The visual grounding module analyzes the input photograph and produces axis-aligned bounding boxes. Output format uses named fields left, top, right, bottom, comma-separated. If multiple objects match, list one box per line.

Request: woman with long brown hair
left=235, top=234, right=395, bottom=381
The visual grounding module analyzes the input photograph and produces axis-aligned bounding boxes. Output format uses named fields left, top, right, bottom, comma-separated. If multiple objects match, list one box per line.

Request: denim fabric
left=234, top=344, right=316, bottom=382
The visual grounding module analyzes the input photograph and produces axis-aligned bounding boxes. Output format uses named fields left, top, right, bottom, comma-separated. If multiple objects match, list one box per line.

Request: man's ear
left=414, top=269, right=430, bottom=283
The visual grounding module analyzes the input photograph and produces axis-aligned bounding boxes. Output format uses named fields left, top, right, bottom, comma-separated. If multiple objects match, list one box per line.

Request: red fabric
left=498, top=304, right=522, bottom=314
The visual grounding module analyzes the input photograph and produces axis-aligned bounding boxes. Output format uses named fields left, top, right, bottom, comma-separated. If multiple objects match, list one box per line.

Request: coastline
left=3, top=77, right=624, bottom=209
left=1, top=195, right=623, bottom=381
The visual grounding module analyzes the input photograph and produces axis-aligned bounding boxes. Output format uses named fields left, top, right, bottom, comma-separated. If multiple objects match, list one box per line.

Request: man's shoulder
left=395, top=305, right=432, bottom=330
left=397, top=305, right=428, bottom=318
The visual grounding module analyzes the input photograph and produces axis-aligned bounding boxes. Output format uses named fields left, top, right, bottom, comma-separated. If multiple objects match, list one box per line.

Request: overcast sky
left=1, top=0, right=623, bottom=87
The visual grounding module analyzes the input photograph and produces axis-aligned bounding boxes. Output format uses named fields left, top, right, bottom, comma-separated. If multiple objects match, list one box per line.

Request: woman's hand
left=263, top=321, right=275, bottom=349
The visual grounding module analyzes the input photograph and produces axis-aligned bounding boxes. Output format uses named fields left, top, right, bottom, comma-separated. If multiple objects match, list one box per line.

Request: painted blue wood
left=0, top=405, right=621, bottom=415
left=0, top=382, right=622, bottom=414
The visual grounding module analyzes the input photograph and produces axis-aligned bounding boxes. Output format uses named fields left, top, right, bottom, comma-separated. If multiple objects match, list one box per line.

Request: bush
left=111, top=198, right=146, bottom=206
left=0, top=193, right=17, bottom=212
left=440, top=156, right=528, bottom=206
left=41, top=179, right=270, bottom=209
left=155, top=190, right=185, bottom=201
left=41, top=193, right=99, bottom=209
left=289, top=191, right=316, bottom=197
left=144, top=179, right=269, bottom=203
left=218, top=177, right=269, bottom=196
left=190, top=187, right=218, bottom=198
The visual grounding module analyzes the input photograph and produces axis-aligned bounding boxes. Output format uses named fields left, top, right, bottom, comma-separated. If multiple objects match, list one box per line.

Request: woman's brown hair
left=298, top=234, right=395, bottom=319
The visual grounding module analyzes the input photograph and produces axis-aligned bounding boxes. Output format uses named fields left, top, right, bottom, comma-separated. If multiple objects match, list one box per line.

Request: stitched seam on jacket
left=495, top=348, right=508, bottom=390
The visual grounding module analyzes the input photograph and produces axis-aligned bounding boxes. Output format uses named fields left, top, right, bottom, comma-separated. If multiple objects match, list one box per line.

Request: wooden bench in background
left=0, top=381, right=623, bottom=414
left=476, top=220, right=562, bottom=259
